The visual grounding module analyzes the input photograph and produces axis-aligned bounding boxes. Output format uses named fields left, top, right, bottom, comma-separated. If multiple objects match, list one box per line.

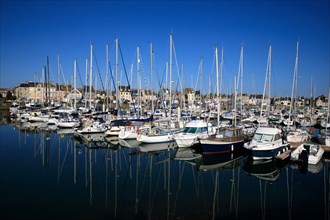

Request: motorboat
left=291, top=142, right=324, bottom=165
left=244, top=127, right=290, bottom=160
left=286, top=129, right=310, bottom=143
left=137, top=127, right=174, bottom=144
left=174, top=120, right=215, bottom=148
left=105, top=126, right=121, bottom=136
left=118, top=126, right=138, bottom=140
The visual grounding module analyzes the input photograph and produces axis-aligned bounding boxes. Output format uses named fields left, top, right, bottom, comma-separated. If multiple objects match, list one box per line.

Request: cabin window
left=197, top=127, right=207, bottom=133
left=253, top=133, right=263, bottom=141
left=274, top=134, right=281, bottom=141
left=184, top=127, right=197, bottom=133
left=262, top=134, right=273, bottom=142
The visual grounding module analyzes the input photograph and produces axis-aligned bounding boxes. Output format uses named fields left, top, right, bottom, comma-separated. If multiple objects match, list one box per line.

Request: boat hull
left=137, top=134, right=174, bottom=144
left=199, top=139, right=244, bottom=155
left=251, top=143, right=291, bottom=160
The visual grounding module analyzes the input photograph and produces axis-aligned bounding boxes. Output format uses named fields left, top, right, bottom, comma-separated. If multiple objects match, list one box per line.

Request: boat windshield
left=253, top=133, right=274, bottom=142
left=218, top=129, right=233, bottom=137
left=183, top=126, right=207, bottom=134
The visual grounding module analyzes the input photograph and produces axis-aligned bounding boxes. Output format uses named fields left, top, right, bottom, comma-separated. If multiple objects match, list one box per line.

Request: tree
left=6, top=91, right=15, bottom=100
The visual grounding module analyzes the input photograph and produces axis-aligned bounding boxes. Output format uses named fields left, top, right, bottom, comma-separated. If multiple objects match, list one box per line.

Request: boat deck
left=276, top=149, right=291, bottom=160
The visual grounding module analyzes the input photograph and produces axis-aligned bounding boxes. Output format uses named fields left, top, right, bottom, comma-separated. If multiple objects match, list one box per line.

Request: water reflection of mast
left=229, top=165, right=240, bottom=219
left=167, top=150, right=170, bottom=220
left=286, top=167, right=293, bottom=220
left=57, top=135, right=61, bottom=182
left=135, top=153, right=140, bottom=215
left=148, top=155, right=153, bottom=220
left=212, top=170, right=219, bottom=220
left=115, top=150, right=118, bottom=218
left=34, top=130, right=37, bottom=159
left=74, top=140, right=76, bottom=184
left=324, top=161, right=329, bottom=220
left=105, top=150, right=108, bottom=207
left=89, top=145, right=93, bottom=206
left=85, top=145, right=88, bottom=189
left=259, top=180, right=267, bottom=220
left=41, top=131, right=45, bottom=166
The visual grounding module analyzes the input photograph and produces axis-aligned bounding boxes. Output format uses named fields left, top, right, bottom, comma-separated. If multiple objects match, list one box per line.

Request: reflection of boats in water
left=173, top=147, right=202, bottom=161
left=119, top=139, right=139, bottom=148
left=196, top=149, right=245, bottom=172
left=74, top=132, right=106, bottom=144
left=104, top=135, right=119, bottom=146
left=57, top=128, right=75, bottom=135
left=243, top=157, right=289, bottom=181
left=290, top=159, right=324, bottom=174
left=138, top=142, right=176, bottom=153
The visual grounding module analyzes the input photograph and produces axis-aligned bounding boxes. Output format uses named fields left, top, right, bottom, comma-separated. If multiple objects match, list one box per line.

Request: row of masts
left=32, top=35, right=310, bottom=123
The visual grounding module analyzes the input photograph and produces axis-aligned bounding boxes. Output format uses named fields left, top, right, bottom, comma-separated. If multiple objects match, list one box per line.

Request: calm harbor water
left=0, top=124, right=329, bottom=220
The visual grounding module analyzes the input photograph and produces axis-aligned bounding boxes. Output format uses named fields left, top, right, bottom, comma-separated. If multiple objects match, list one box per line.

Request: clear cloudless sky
left=1, top=0, right=329, bottom=97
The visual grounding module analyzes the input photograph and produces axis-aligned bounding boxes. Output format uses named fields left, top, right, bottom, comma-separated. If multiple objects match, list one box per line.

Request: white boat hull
left=137, top=133, right=174, bottom=143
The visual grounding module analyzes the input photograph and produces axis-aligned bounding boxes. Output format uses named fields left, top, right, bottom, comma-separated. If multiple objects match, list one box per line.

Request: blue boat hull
left=251, top=143, right=291, bottom=160
left=201, top=141, right=245, bottom=155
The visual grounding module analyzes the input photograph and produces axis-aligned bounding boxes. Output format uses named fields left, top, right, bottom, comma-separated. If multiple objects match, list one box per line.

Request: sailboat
left=199, top=47, right=245, bottom=154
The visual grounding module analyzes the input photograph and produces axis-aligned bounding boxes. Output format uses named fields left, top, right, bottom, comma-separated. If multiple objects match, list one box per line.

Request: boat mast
left=215, top=46, right=219, bottom=127
left=46, top=56, right=50, bottom=106
left=169, top=33, right=173, bottom=116
left=220, top=47, right=224, bottom=125
left=74, top=58, right=77, bottom=111
left=85, top=58, right=88, bottom=109
left=57, top=55, right=60, bottom=103
left=289, top=42, right=299, bottom=125
left=89, top=43, right=93, bottom=108
left=42, top=66, right=45, bottom=107
left=261, top=45, right=271, bottom=119
left=34, top=72, right=36, bottom=104
left=237, top=45, right=244, bottom=119
left=234, top=75, right=237, bottom=126
left=150, top=42, right=154, bottom=113
left=137, top=45, right=141, bottom=117
left=268, top=46, right=272, bottom=116
left=106, top=43, right=109, bottom=111
left=115, top=38, right=119, bottom=110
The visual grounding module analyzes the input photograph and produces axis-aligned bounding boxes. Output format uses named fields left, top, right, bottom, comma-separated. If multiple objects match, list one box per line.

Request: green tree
left=6, top=91, right=13, bottom=100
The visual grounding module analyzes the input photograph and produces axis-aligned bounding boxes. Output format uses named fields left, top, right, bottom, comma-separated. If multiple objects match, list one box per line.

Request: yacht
left=137, top=127, right=174, bottom=144
left=244, top=127, right=290, bottom=160
left=198, top=126, right=245, bottom=155
left=174, top=120, right=214, bottom=148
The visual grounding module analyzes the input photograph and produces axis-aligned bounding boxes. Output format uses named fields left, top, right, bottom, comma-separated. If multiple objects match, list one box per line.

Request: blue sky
left=1, top=0, right=329, bottom=97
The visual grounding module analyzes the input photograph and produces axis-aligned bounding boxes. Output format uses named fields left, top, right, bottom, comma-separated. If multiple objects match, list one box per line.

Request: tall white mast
left=165, top=62, right=168, bottom=114
left=150, top=42, right=153, bottom=113
left=85, top=58, right=88, bottom=109
left=89, top=44, right=93, bottom=108
left=215, top=47, right=219, bottom=127
left=234, top=75, right=237, bottom=126
left=267, top=46, right=272, bottom=115
left=289, top=42, right=299, bottom=124
left=169, top=33, right=173, bottom=115
left=115, top=38, right=119, bottom=110
left=261, top=45, right=272, bottom=118
left=220, top=47, right=224, bottom=123
left=240, top=46, right=244, bottom=116
left=74, top=58, right=77, bottom=110
left=57, top=55, right=60, bottom=102
left=137, top=46, right=141, bottom=117
left=106, top=43, right=109, bottom=110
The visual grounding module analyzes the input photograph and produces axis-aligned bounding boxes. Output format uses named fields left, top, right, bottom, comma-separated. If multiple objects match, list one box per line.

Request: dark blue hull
left=251, top=144, right=291, bottom=159
left=201, top=141, right=245, bottom=155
